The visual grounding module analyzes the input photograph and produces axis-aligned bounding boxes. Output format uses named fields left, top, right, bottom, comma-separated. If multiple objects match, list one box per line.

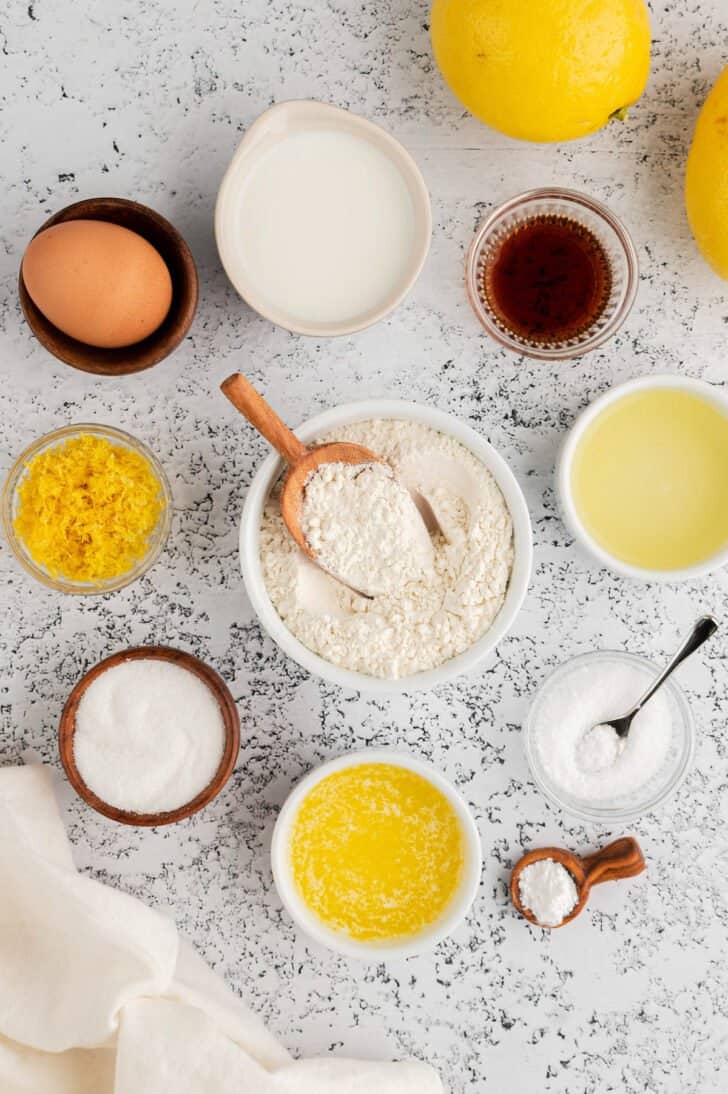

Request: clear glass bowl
left=525, top=651, right=694, bottom=823
left=2, top=423, right=172, bottom=594
left=465, top=188, right=639, bottom=360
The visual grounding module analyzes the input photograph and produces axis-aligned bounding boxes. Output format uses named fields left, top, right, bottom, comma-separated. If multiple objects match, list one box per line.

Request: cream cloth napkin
left=0, top=766, right=442, bottom=1094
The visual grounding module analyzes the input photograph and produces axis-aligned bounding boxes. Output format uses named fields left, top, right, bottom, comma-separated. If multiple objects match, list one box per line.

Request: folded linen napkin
left=0, top=766, right=442, bottom=1094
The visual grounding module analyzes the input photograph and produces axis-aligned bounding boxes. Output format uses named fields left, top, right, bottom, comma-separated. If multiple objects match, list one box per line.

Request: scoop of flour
left=301, top=461, right=434, bottom=597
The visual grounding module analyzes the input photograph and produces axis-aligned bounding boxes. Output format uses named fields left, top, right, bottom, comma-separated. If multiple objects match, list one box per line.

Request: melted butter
left=289, top=762, right=465, bottom=942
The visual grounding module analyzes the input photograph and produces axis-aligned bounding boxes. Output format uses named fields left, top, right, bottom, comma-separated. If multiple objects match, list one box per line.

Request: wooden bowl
left=19, top=197, right=198, bottom=376
left=59, top=646, right=240, bottom=825
left=510, top=837, right=646, bottom=928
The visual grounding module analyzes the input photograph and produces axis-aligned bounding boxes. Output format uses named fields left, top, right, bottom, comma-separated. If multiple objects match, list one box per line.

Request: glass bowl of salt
left=524, top=650, right=695, bottom=823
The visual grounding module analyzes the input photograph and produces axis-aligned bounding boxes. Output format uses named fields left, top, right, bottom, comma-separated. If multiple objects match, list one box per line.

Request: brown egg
left=21, top=220, right=173, bottom=349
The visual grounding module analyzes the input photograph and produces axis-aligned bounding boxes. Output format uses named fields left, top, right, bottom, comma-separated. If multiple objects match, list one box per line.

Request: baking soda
left=518, top=858, right=579, bottom=927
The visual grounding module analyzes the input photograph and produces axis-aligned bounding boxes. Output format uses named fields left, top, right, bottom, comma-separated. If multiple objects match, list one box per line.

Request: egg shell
left=21, top=219, right=173, bottom=349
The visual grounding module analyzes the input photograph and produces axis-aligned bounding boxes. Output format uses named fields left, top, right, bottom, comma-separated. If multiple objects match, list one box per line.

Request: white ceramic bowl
left=271, top=749, right=482, bottom=960
left=215, top=100, right=432, bottom=337
left=557, top=373, right=728, bottom=582
left=239, top=399, right=532, bottom=694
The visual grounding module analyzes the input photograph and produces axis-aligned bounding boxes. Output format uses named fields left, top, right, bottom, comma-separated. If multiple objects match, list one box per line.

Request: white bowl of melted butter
left=215, top=100, right=432, bottom=337
left=238, top=400, right=532, bottom=694
left=271, top=750, right=482, bottom=960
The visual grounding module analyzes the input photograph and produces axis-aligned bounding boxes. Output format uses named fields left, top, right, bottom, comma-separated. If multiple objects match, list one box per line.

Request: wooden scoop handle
left=221, top=372, right=307, bottom=467
left=582, top=837, right=645, bottom=889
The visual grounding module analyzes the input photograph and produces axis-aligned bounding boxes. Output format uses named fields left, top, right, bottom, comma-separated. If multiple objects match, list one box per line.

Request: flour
left=260, top=419, right=514, bottom=679
left=518, top=858, right=579, bottom=927
left=301, top=460, right=434, bottom=597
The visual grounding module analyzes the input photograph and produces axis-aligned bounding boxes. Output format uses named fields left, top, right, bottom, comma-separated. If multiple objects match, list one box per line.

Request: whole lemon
left=430, top=0, right=651, bottom=143
left=686, top=67, right=728, bottom=280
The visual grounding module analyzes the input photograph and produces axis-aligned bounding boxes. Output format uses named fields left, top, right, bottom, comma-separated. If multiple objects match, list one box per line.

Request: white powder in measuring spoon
left=532, top=659, right=673, bottom=803
left=518, top=858, right=579, bottom=927
left=301, top=460, right=434, bottom=597
left=74, top=659, right=226, bottom=814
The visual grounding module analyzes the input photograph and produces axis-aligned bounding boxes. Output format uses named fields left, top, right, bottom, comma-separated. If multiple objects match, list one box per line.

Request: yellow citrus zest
left=13, top=433, right=165, bottom=583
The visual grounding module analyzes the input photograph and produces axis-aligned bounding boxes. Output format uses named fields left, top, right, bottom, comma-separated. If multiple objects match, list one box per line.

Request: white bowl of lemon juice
left=558, top=374, right=728, bottom=581
left=271, top=750, right=482, bottom=960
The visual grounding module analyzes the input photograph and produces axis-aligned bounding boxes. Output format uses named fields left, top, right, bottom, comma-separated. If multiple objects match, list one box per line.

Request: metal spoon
left=588, top=615, right=718, bottom=749
left=220, top=372, right=435, bottom=597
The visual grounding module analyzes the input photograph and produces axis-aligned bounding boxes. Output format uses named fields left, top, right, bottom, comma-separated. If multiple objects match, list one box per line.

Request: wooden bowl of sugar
left=59, top=646, right=240, bottom=825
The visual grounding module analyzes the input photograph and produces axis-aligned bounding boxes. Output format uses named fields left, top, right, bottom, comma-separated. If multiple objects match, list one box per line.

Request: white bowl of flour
left=239, top=400, right=532, bottom=693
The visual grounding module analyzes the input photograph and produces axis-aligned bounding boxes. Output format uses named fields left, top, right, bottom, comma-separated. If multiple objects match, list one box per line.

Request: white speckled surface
left=2, top=1, right=728, bottom=1090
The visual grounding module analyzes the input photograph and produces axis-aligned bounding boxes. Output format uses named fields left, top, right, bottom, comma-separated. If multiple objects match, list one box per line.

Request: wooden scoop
left=221, top=371, right=385, bottom=564
left=510, top=837, right=645, bottom=929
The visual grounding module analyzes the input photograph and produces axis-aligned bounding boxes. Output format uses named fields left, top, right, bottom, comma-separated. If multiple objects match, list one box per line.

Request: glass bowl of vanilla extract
left=466, top=188, right=639, bottom=360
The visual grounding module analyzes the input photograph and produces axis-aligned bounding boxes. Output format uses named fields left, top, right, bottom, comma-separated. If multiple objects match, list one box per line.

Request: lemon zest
left=13, top=434, right=165, bottom=583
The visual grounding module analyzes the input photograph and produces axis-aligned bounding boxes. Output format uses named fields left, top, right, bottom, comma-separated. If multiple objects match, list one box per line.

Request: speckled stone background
left=1, top=1, right=728, bottom=1090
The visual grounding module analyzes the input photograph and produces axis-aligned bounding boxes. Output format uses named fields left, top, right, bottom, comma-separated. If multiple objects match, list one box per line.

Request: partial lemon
left=430, top=0, right=651, bottom=143
left=686, top=66, right=728, bottom=280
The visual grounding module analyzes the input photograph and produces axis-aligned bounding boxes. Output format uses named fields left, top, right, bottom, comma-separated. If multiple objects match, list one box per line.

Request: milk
left=234, top=128, right=417, bottom=326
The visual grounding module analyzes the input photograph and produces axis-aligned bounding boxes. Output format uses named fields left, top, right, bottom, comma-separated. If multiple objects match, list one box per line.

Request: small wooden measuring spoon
left=510, top=837, right=646, bottom=928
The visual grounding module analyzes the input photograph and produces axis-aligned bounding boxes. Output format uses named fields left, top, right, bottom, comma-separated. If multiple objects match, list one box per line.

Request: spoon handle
left=582, top=837, right=645, bottom=888
left=221, top=372, right=307, bottom=466
left=624, top=615, right=718, bottom=721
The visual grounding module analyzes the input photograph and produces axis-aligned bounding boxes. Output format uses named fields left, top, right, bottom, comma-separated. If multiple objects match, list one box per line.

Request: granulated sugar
left=260, top=419, right=514, bottom=679
left=301, top=460, right=433, bottom=597
left=74, top=659, right=226, bottom=813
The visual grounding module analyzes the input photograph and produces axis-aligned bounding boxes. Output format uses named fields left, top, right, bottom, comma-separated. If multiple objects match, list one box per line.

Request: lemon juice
left=570, top=386, right=728, bottom=571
